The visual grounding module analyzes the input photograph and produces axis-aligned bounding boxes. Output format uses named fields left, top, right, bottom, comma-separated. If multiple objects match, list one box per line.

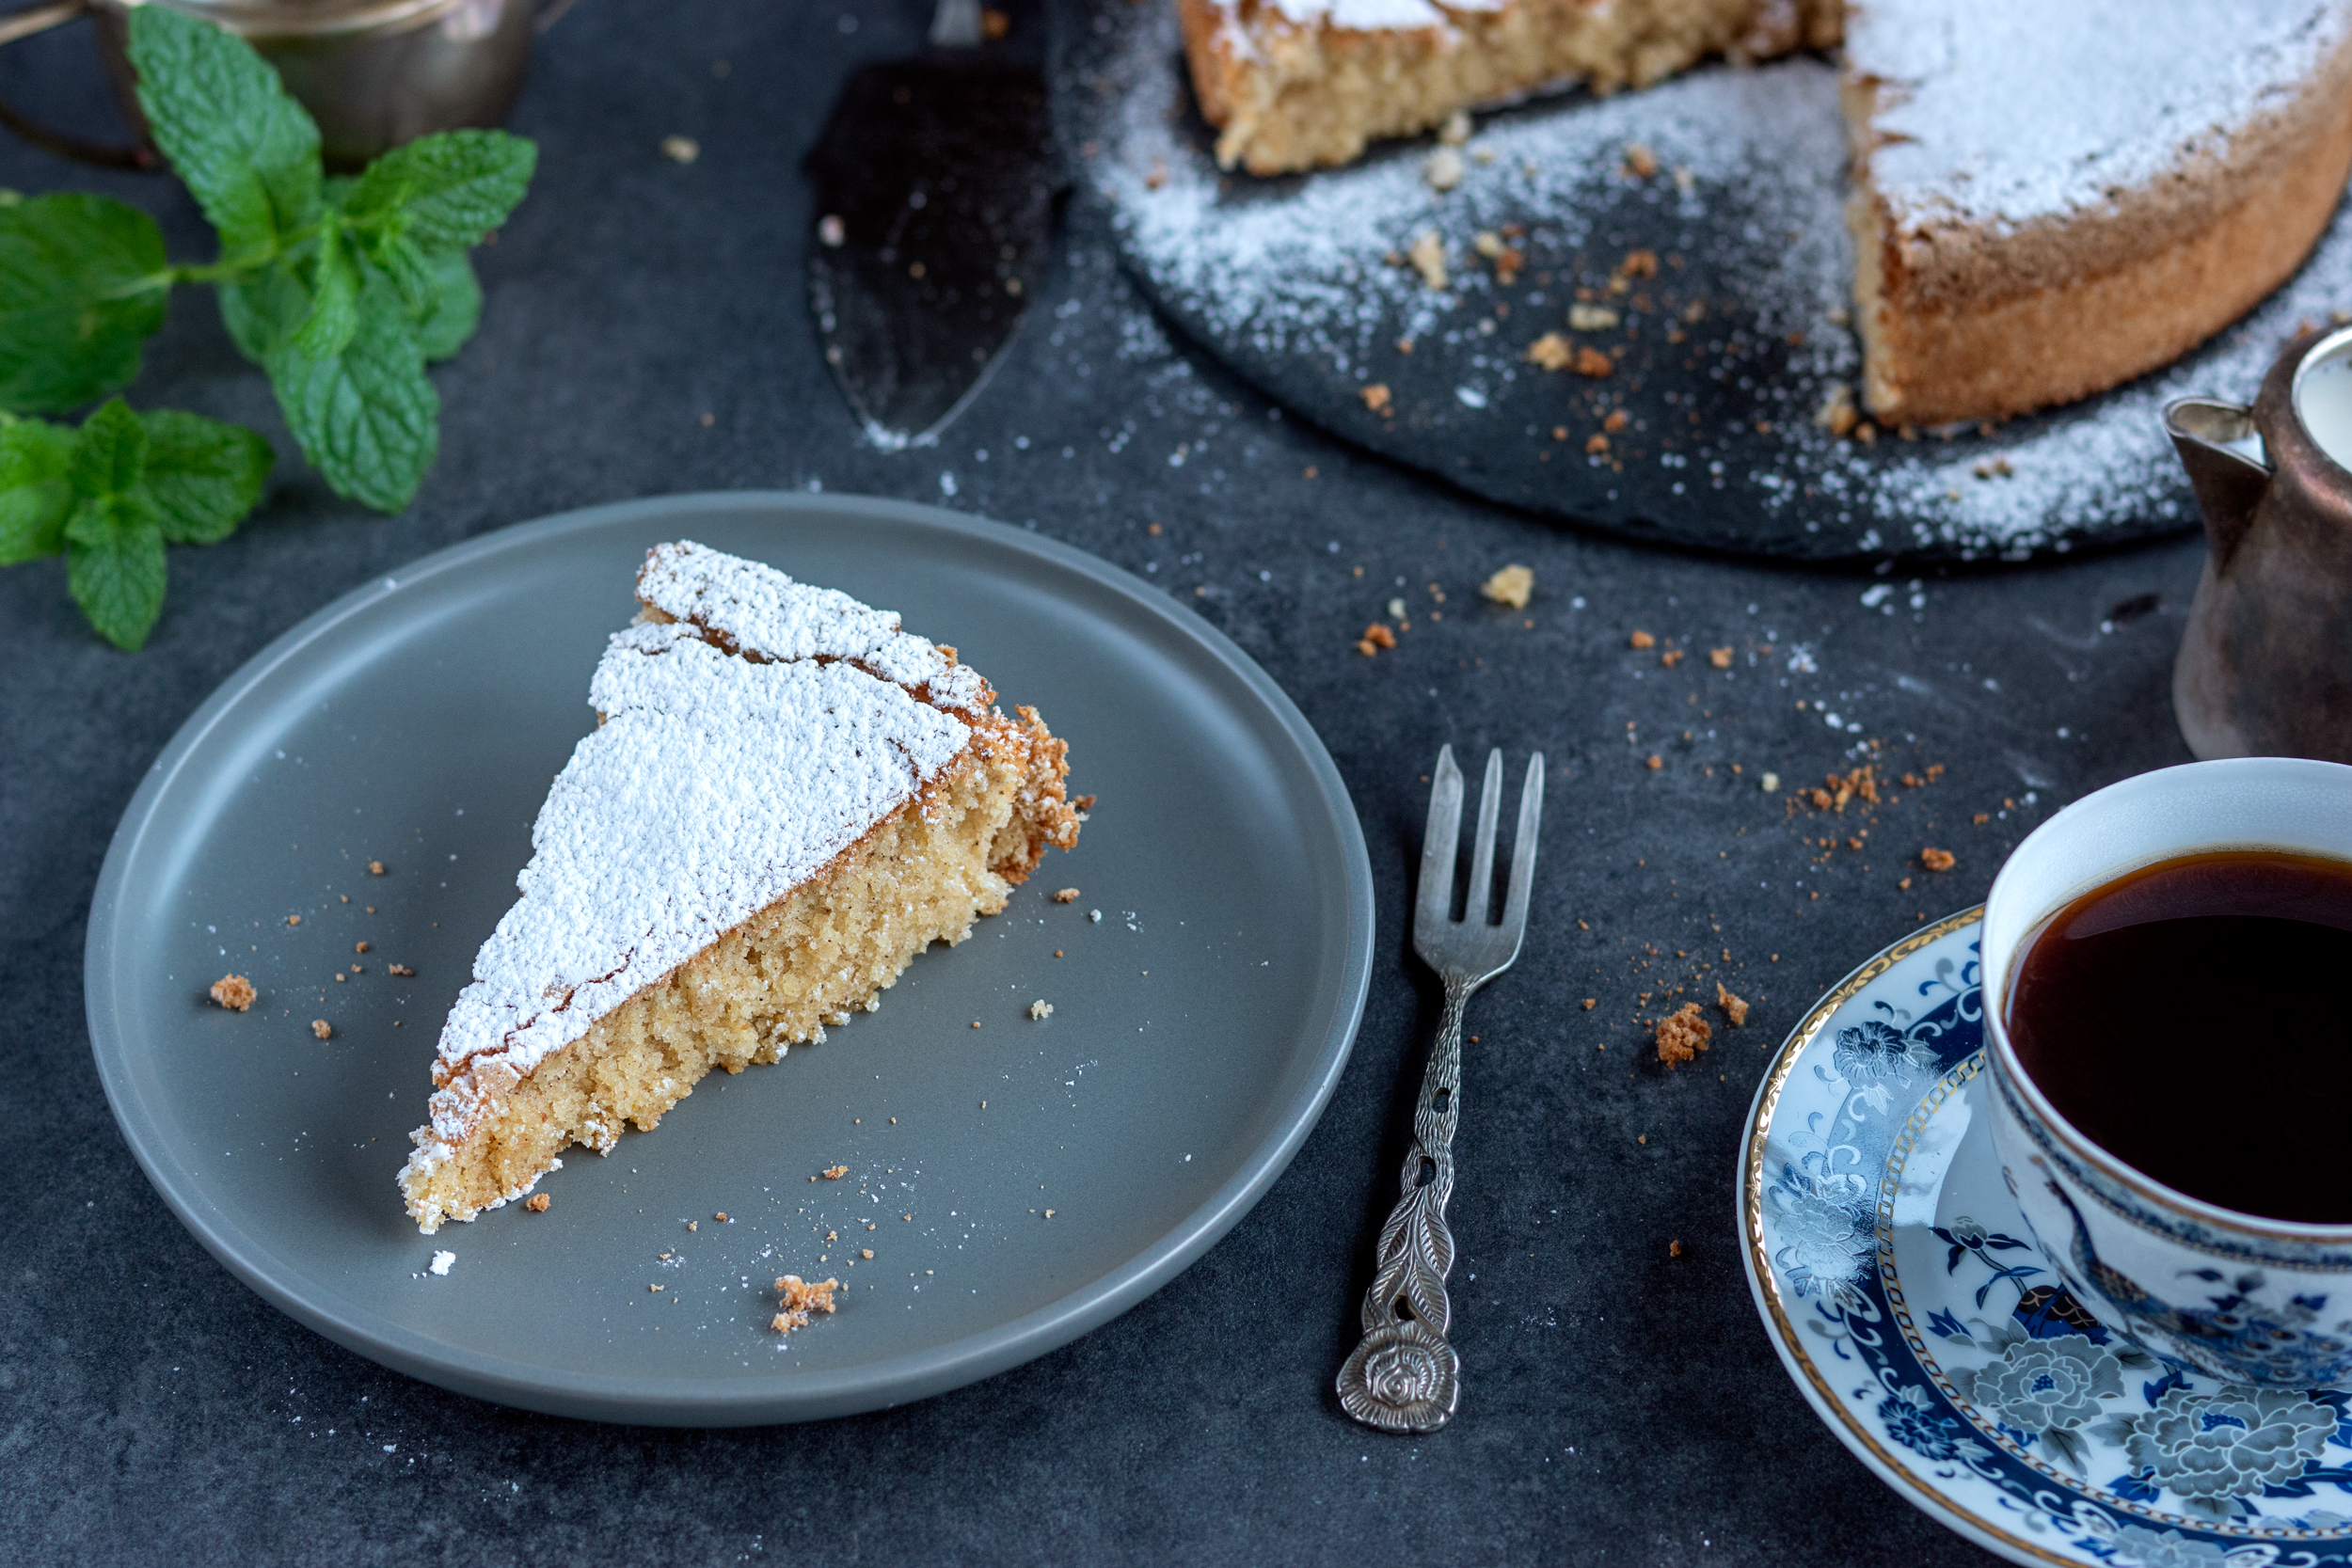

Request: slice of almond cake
left=399, top=541, right=1080, bottom=1233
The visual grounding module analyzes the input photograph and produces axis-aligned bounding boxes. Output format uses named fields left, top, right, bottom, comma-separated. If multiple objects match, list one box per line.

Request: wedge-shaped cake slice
left=399, top=542, right=1080, bottom=1232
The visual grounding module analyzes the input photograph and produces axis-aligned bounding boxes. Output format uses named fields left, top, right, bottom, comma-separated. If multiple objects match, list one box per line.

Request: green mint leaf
left=127, top=6, right=322, bottom=260
left=0, top=194, right=169, bottom=412
left=265, top=277, right=437, bottom=513
left=218, top=261, right=309, bottom=364
left=410, top=250, right=482, bottom=362
left=0, top=416, right=74, bottom=562
left=65, top=499, right=167, bottom=650
left=344, top=130, right=535, bottom=256
left=70, top=397, right=149, bottom=498
left=293, top=219, right=360, bottom=359
left=139, top=409, right=272, bottom=545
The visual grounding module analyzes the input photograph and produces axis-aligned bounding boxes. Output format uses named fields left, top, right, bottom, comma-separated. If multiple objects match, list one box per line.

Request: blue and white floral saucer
left=1740, top=909, right=2352, bottom=1566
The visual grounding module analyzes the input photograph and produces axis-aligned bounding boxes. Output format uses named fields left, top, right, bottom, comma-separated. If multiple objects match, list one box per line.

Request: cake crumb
left=1661, top=649, right=1684, bottom=668
left=1655, top=1002, right=1711, bottom=1067
left=1567, top=303, right=1621, bottom=332
left=1524, top=332, right=1574, bottom=371
left=1406, top=229, right=1448, bottom=290
left=526, top=1193, right=550, bottom=1212
left=1717, top=983, right=1749, bottom=1026
left=1359, top=382, right=1395, bottom=417
left=355, top=941, right=370, bottom=954
left=1572, top=344, right=1613, bottom=378
left=862, top=1248, right=874, bottom=1259
left=1053, top=888, right=1080, bottom=903
left=716, top=1212, right=728, bottom=1222
left=1669, top=1239, right=1685, bottom=1258
left=1438, top=109, right=1471, bottom=145
left=1708, top=647, right=1733, bottom=669
left=1585, top=434, right=1610, bottom=454
left=368, top=861, right=384, bottom=875
left=1481, top=565, right=1533, bottom=610
left=1921, top=847, right=1957, bottom=872
left=389, top=963, right=415, bottom=976
left=1029, top=1000, right=1055, bottom=1020
left=659, top=135, right=699, bottom=165
left=1760, top=772, right=1780, bottom=792
left=822, top=1164, right=848, bottom=1180
left=1423, top=146, right=1464, bottom=192
left=429, top=1250, right=453, bottom=1275
left=771, top=1278, right=837, bottom=1335
left=211, top=974, right=255, bottom=1011
left=310, top=1019, right=331, bottom=1039
left=1622, top=143, right=1658, bottom=178
left=1645, top=754, right=1662, bottom=770
left=287, top=914, right=300, bottom=926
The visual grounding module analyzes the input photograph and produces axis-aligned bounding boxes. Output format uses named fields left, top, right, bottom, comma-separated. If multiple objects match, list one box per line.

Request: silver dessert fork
left=1337, top=745, right=1543, bottom=1434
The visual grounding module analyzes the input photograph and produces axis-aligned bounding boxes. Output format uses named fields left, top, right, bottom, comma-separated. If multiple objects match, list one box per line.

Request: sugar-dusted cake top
left=637, top=539, right=990, bottom=718
left=1849, top=0, right=2352, bottom=229
left=425, top=551, right=977, bottom=1103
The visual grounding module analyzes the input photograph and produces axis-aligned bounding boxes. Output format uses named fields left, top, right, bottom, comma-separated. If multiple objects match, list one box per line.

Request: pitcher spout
left=2163, top=397, right=2270, bottom=573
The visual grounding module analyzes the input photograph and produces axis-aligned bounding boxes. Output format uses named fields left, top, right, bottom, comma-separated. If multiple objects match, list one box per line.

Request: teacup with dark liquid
left=2008, top=849, right=2352, bottom=1224
left=1981, top=757, right=2352, bottom=1387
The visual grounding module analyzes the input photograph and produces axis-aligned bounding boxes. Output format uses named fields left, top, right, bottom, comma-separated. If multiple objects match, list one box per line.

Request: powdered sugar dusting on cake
left=1259, top=0, right=1498, bottom=30
left=1851, top=0, right=2352, bottom=229
left=637, top=540, right=988, bottom=716
left=410, top=586, right=973, bottom=1189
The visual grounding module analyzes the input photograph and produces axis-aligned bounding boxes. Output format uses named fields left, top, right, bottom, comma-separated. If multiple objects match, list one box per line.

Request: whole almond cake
left=399, top=542, right=1080, bottom=1233
left=1179, top=0, right=2352, bottom=424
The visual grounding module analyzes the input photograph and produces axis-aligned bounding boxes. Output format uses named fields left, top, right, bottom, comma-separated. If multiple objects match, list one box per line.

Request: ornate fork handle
left=1337, top=977, right=1470, bottom=1433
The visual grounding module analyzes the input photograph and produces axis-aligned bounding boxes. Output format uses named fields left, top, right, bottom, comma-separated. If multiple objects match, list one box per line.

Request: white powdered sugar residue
left=637, top=540, right=987, bottom=716
left=429, top=1251, right=454, bottom=1276
left=1851, top=0, right=2352, bottom=228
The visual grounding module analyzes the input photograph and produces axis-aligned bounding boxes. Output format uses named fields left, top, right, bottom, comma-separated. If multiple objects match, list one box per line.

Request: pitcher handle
left=2163, top=397, right=2270, bottom=575
left=0, top=0, right=153, bottom=170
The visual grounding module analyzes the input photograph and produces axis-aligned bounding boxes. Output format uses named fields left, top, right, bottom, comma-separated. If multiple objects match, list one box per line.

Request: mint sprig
left=0, top=6, right=534, bottom=648
left=5, top=399, right=273, bottom=649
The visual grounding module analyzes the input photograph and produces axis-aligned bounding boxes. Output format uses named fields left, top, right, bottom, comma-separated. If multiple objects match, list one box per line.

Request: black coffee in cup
left=2007, top=849, right=2352, bottom=1223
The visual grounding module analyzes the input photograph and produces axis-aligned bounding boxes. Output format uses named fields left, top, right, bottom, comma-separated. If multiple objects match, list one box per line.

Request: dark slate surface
left=0, top=2, right=2209, bottom=1561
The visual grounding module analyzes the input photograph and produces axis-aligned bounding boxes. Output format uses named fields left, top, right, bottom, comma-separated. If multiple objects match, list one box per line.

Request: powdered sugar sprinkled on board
left=1067, top=0, right=2352, bottom=560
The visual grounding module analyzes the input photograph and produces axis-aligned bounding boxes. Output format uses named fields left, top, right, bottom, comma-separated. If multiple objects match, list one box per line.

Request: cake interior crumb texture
left=398, top=544, right=1079, bottom=1233
left=1180, top=0, right=1842, bottom=174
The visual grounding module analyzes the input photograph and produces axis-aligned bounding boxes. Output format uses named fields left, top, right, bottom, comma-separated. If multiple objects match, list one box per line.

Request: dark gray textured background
left=0, top=1, right=2229, bottom=1561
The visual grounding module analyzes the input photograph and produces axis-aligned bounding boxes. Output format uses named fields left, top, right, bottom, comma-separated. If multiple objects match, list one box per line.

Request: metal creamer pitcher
left=2165, top=323, right=2352, bottom=764
left=0, top=0, right=552, bottom=169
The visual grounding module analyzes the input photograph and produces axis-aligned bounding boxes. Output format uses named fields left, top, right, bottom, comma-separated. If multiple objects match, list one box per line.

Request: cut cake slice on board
left=398, top=541, right=1081, bottom=1233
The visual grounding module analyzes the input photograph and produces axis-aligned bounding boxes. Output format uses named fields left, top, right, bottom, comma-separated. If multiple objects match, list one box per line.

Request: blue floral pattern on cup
left=1747, top=918, right=2352, bottom=1564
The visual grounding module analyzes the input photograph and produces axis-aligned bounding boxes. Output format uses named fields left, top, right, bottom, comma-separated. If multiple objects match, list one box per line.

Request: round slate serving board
left=1057, top=0, right=2352, bottom=562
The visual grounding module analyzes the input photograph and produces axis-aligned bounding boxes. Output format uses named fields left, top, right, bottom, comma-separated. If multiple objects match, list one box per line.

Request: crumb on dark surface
left=1629, top=630, right=1655, bottom=649
left=822, top=1164, right=848, bottom=1180
left=1655, top=1003, right=1710, bottom=1067
left=1717, top=983, right=1748, bottom=1026
left=526, top=1194, right=550, bottom=1212
left=310, top=1019, right=331, bottom=1039
left=389, top=963, right=415, bottom=976
left=210, top=974, right=255, bottom=1011
left=1053, top=888, right=1080, bottom=903
left=1921, top=847, right=1956, bottom=872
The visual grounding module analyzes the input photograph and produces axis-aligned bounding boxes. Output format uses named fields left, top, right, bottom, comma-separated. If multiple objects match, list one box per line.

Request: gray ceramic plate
left=85, top=493, right=1373, bottom=1426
